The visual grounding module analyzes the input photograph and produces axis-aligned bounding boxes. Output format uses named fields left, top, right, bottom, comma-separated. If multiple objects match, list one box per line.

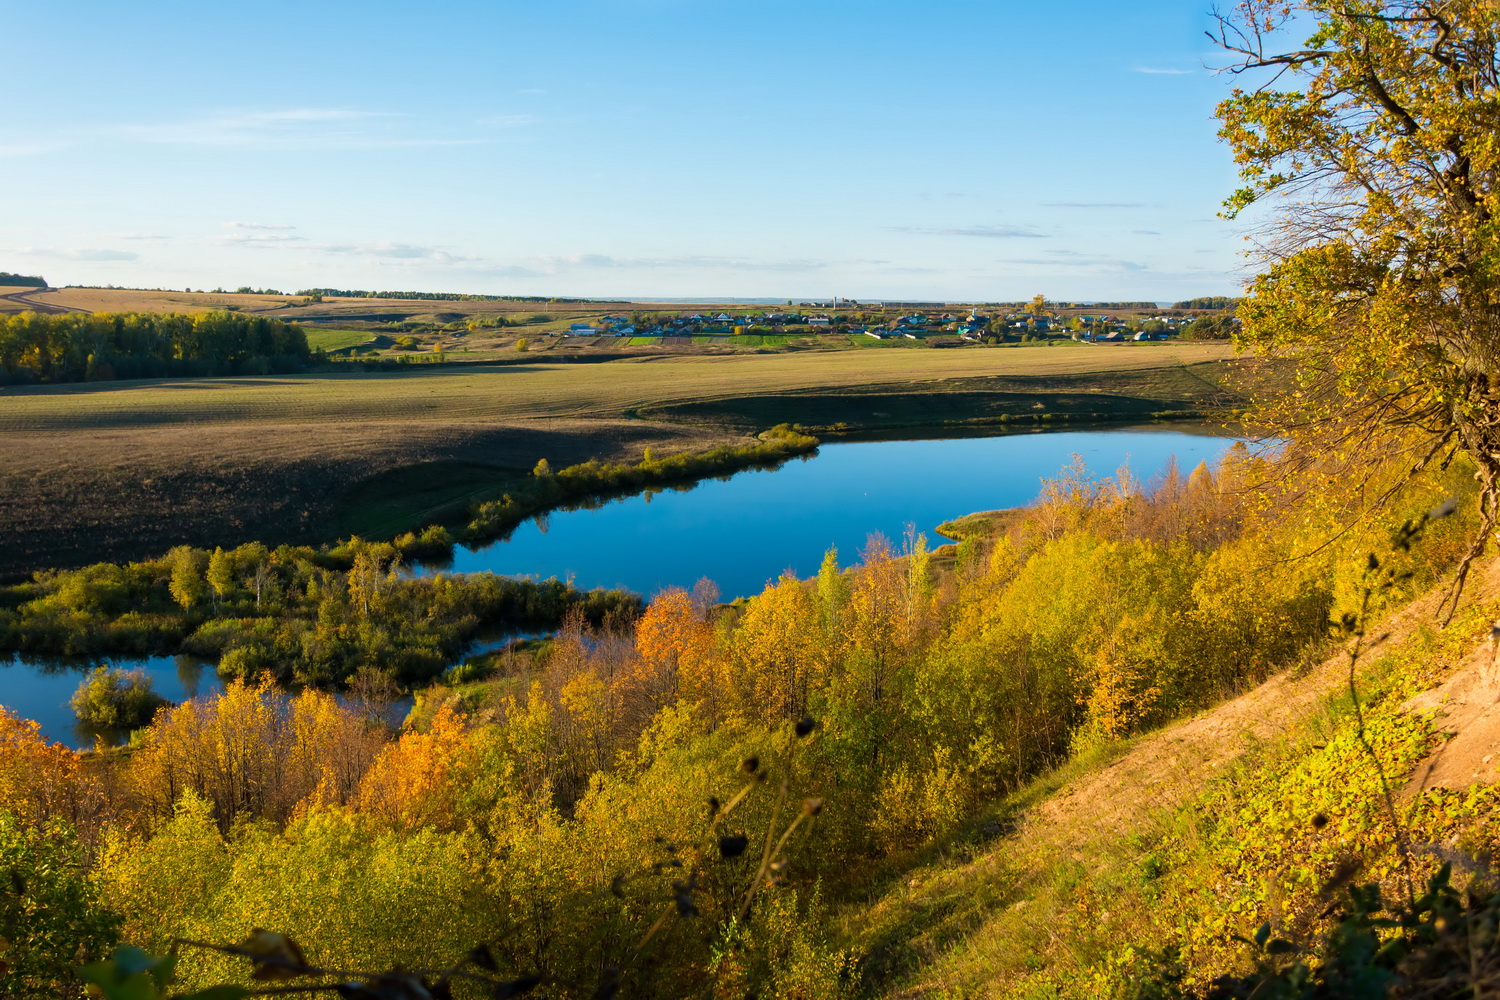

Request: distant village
left=561, top=300, right=1234, bottom=343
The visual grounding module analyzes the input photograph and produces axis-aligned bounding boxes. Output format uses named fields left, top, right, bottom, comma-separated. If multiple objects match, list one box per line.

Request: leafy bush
left=0, top=813, right=120, bottom=999
left=70, top=667, right=168, bottom=728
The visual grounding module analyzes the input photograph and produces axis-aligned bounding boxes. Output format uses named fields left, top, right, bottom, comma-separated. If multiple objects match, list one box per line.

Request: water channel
left=3, top=422, right=1245, bottom=747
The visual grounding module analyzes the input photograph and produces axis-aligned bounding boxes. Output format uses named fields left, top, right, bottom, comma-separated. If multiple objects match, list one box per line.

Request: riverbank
left=0, top=345, right=1241, bottom=580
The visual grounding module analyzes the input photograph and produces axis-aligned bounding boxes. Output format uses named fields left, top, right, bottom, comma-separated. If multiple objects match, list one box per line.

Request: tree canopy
left=0, top=311, right=310, bottom=384
left=1215, top=0, right=1500, bottom=589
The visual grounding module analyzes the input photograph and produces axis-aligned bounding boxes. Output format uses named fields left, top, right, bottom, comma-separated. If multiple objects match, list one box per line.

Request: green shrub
left=70, top=667, right=169, bottom=728
left=442, top=658, right=494, bottom=685
left=0, top=813, right=120, bottom=999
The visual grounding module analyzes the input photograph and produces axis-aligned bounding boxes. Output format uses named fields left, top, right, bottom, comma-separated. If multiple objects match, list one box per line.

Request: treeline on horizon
left=0, top=432, right=1481, bottom=998
left=0, top=311, right=311, bottom=384
left=1173, top=295, right=1239, bottom=310
left=0, top=271, right=46, bottom=287
left=296, top=287, right=600, bottom=303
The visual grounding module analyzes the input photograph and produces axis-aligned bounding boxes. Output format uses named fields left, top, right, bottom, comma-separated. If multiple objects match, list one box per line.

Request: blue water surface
left=431, top=423, right=1241, bottom=600
left=1, top=653, right=223, bottom=749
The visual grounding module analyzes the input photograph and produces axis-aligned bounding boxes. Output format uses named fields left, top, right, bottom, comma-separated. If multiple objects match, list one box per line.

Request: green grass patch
left=721, top=335, right=795, bottom=347
left=935, top=509, right=1018, bottom=541
left=305, top=328, right=377, bottom=352
left=848, top=334, right=917, bottom=348
left=628, top=337, right=661, bottom=346
left=334, top=460, right=528, bottom=539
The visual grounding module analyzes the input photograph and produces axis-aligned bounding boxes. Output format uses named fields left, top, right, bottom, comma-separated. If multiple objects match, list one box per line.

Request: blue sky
left=3, top=0, right=1252, bottom=301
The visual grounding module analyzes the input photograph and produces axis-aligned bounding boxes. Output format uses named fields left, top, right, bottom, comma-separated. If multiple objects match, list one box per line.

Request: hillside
left=840, top=558, right=1500, bottom=997
left=3, top=422, right=1495, bottom=1000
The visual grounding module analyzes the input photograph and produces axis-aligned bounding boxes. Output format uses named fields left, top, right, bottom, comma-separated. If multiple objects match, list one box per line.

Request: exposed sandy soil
left=1403, top=617, right=1500, bottom=794
left=1032, top=557, right=1500, bottom=852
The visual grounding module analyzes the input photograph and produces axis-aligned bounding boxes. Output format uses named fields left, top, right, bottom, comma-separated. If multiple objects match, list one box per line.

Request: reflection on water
left=422, top=423, right=1245, bottom=601
left=2, top=653, right=223, bottom=750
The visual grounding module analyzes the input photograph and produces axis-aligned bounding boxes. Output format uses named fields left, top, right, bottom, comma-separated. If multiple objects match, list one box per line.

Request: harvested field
left=24, top=288, right=298, bottom=314
left=0, top=343, right=1238, bottom=579
left=0, top=417, right=728, bottom=581
left=0, top=287, right=76, bottom=314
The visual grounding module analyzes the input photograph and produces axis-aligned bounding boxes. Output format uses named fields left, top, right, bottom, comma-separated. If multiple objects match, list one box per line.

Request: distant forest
left=1173, top=295, right=1239, bottom=310
left=0, top=272, right=46, bottom=287
left=297, top=287, right=598, bottom=303
left=0, top=311, right=310, bottom=384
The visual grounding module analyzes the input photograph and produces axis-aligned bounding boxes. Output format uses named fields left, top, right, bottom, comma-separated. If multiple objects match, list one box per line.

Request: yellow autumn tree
left=0, top=708, right=88, bottom=827
left=730, top=573, right=822, bottom=722
left=126, top=679, right=285, bottom=829
left=353, top=702, right=471, bottom=830
left=629, top=587, right=721, bottom=719
left=284, top=690, right=388, bottom=816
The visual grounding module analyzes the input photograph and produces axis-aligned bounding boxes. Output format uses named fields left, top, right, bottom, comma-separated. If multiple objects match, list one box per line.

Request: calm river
left=426, top=423, right=1241, bottom=599
left=4, top=423, right=1242, bottom=746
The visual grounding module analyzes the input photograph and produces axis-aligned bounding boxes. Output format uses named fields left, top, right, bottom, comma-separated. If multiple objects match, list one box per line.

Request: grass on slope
left=836, top=568, right=1500, bottom=999
left=332, top=460, right=530, bottom=540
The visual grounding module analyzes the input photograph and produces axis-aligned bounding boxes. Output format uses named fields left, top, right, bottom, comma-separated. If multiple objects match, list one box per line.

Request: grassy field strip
left=0, top=344, right=1235, bottom=433
left=305, top=329, right=377, bottom=352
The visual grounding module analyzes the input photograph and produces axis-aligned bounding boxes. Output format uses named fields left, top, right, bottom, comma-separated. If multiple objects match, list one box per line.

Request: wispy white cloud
left=315, top=241, right=483, bottom=264
left=14, top=247, right=139, bottom=261
left=219, top=234, right=306, bottom=248
left=113, top=108, right=490, bottom=150
left=1132, top=66, right=1191, bottom=75
left=892, top=224, right=1049, bottom=239
left=998, top=254, right=1150, bottom=272
left=223, top=221, right=297, bottom=231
